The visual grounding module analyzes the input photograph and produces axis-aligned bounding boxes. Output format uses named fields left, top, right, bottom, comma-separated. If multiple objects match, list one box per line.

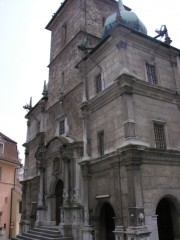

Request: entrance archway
left=100, top=203, right=115, bottom=240
left=156, top=198, right=179, bottom=240
left=55, top=180, right=63, bottom=225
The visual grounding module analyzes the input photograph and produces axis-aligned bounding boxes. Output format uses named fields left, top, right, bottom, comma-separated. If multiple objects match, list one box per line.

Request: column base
left=59, top=224, right=72, bottom=238
left=126, top=226, right=151, bottom=240
left=114, top=226, right=125, bottom=240
left=82, top=225, right=94, bottom=240
left=19, top=220, right=31, bottom=233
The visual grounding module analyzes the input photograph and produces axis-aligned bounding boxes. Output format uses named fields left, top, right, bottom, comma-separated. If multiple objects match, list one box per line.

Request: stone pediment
left=46, top=136, right=76, bottom=158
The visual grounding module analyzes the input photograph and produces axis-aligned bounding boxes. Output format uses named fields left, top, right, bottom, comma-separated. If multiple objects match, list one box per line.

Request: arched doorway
left=55, top=180, right=63, bottom=225
left=156, top=198, right=179, bottom=240
left=100, top=203, right=115, bottom=240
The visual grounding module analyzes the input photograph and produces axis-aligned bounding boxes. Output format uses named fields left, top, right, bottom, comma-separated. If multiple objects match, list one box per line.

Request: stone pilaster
left=112, top=161, right=123, bottom=227
left=80, top=160, right=93, bottom=239
left=114, top=225, right=125, bottom=240
left=118, top=74, right=136, bottom=139
left=122, top=146, right=151, bottom=239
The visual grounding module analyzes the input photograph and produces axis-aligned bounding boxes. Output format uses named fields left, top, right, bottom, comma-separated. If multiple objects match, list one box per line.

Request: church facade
left=21, top=0, right=180, bottom=240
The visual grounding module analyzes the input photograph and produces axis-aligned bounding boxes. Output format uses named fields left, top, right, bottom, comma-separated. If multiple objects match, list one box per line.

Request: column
left=112, top=161, right=125, bottom=240
left=73, top=157, right=80, bottom=204
left=37, top=168, right=44, bottom=209
left=150, top=215, right=159, bottom=240
left=80, top=161, right=93, bottom=240
left=63, top=158, right=70, bottom=206
left=81, top=102, right=90, bottom=161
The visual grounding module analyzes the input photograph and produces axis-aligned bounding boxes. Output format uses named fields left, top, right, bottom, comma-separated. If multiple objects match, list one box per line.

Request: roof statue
left=102, top=0, right=147, bottom=38
left=42, top=80, right=48, bottom=99
left=23, top=97, right=32, bottom=111
left=154, top=25, right=172, bottom=45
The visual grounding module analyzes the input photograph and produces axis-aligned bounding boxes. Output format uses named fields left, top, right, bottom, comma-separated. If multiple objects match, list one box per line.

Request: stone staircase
left=11, top=226, right=72, bottom=240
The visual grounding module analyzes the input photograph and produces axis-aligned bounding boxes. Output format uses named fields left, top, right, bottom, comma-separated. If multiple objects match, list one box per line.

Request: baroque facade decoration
left=20, top=0, right=180, bottom=240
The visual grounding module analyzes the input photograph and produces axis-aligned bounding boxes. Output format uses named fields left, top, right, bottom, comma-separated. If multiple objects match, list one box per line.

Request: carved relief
left=63, top=188, right=69, bottom=204
left=53, top=157, right=61, bottom=174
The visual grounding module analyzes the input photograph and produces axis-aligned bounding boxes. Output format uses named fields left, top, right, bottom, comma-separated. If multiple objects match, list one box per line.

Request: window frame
left=0, top=143, right=4, bottom=157
left=145, top=62, right=158, bottom=85
left=62, top=23, right=67, bottom=47
left=153, top=121, right=167, bottom=149
left=95, top=73, right=103, bottom=94
left=97, top=130, right=105, bottom=156
left=59, top=118, right=65, bottom=135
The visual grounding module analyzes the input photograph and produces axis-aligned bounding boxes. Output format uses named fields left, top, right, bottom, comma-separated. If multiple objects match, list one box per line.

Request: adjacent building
left=20, top=0, right=180, bottom=240
left=0, top=132, right=22, bottom=240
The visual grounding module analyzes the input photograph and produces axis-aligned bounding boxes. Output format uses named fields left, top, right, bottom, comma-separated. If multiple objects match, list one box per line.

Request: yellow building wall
left=0, top=161, right=22, bottom=239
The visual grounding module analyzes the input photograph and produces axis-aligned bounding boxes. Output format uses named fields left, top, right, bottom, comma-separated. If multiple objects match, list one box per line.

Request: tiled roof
left=0, top=132, right=17, bottom=144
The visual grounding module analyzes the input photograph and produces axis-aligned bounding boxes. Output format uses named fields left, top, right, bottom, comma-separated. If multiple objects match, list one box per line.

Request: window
left=0, top=143, right=3, bottom=157
left=95, top=73, right=102, bottom=94
left=61, top=72, right=64, bottom=86
left=98, top=131, right=104, bottom=156
left=145, top=62, right=158, bottom=84
left=37, top=121, right=41, bottom=132
left=102, top=17, right=106, bottom=27
left=154, top=122, right=166, bottom=149
left=19, top=201, right=22, bottom=213
left=62, top=23, right=67, bottom=47
left=59, top=119, right=65, bottom=135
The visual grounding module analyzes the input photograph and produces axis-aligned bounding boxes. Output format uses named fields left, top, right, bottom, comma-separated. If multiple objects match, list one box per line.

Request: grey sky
left=0, top=0, right=179, bottom=161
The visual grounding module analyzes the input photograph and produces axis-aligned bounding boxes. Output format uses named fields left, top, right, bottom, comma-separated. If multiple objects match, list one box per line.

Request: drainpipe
left=9, top=187, right=14, bottom=239
left=9, top=164, right=22, bottom=239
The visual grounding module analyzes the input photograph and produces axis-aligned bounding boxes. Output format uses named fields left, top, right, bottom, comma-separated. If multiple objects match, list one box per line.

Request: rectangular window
left=37, top=121, right=41, bottom=132
left=59, top=119, right=65, bottom=135
left=95, top=73, right=102, bottom=94
left=98, top=131, right=104, bottom=156
left=19, top=201, right=22, bottom=213
left=102, top=17, right=106, bottom=27
left=145, top=62, right=158, bottom=84
left=62, top=23, right=67, bottom=47
left=61, top=72, right=64, bottom=86
left=0, top=144, right=3, bottom=157
left=154, top=123, right=166, bottom=149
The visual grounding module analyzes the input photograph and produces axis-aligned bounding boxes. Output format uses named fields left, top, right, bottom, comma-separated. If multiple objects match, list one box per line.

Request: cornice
left=88, top=73, right=178, bottom=113
left=88, top=145, right=180, bottom=172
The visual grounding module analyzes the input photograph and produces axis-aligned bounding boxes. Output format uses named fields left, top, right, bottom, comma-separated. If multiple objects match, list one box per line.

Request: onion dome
left=102, top=0, right=147, bottom=38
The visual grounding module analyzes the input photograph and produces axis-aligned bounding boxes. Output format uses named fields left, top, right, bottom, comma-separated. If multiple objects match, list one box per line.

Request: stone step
left=29, top=229, right=62, bottom=238
left=23, top=232, right=62, bottom=240
left=12, top=226, right=72, bottom=240
left=14, top=234, right=40, bottom=240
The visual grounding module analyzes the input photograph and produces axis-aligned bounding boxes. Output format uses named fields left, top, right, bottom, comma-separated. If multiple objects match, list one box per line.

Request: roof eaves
left=75, top=34, right=111, bottom=68
left=45, top=0, right=69, bottom=30
left=25, top=96, right=47, bottom=118
left=0, top=132, right=17, bottom=144
left=75, top=23, right=180, bottom=68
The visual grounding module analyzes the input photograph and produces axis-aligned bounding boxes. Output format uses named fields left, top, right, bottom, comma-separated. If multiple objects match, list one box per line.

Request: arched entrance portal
left=100, top=203, right=115, bottom=240
left=55, top=180, right=63, bottom=225
left=156, top=198, right=179, bottom=240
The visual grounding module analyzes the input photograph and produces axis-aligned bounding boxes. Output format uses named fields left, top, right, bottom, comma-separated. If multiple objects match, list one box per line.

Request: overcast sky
left=0, top=0, right=179, bottom=162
